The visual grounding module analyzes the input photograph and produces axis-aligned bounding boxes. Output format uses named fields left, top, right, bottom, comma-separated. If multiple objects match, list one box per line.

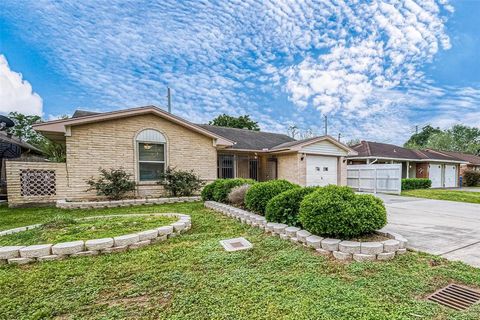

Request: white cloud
left=0, top=55, right=43, bottom=116
left=0, top=0, right=465, bottom=144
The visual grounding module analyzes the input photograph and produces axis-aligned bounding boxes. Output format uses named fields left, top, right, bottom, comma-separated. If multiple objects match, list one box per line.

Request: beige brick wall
left=277, top=153, right=303, bottom=185
left=6, top=161, right=68, bottom=207
left=65, top=114, right=217, bottom=200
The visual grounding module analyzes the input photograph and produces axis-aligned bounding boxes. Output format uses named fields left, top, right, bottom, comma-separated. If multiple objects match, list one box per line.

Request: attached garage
left=272, top=137, right=355, bottom=187
left=429, top=163, right=458, bottom=188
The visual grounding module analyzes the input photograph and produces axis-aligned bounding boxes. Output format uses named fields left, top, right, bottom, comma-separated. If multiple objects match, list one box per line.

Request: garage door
left=429, top=164, right=442, bottom=188
left=444, top=165, right=457, bottom=188
left=306, top=155, right=337, bottom=186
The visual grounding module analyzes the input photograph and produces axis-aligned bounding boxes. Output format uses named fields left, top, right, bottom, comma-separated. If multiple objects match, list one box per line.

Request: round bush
left=201, top=179, right=224, bottom=201
left=265, top=187, right=318, bottom=227
left=245, top=180, right=299, bottom=215
left=227, top=184, right=251, bottom=207
left=298, top=185, right=386, bottom=238
left=212, top=178, right=256, bottom=203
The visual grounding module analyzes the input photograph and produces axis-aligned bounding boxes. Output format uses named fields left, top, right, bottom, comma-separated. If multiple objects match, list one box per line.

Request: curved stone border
left=0, top=213, right=191, bottom=265
left=57, top=196, right=201, bottom=209
left=205, top=201, right=407, bottom=262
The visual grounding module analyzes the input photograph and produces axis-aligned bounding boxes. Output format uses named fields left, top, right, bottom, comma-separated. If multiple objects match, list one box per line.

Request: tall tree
left=209, top=114, right=260, bottom=131
left=427, top=125, right=480, bottom=155
left=403, top=125, right=442, bottom=149
left=6, top=112, right=43, bottom=145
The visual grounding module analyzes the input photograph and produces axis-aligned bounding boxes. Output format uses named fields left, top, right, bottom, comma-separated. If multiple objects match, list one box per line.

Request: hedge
left=298, top=185, right=387, bottom=238
left=245, top=180, right=299, bottom=215
left=463, top=170, right=480, bottom=186
left=401, top=178, right=431, bottom=190
left=201, top=179, right=224, bottom=201
left=212, top=178, right=256, bottom=203
left=265, top=187, right=317, bottom=227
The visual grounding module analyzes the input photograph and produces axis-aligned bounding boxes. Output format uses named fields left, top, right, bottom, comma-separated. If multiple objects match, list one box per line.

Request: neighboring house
left=347, top=141, right=467, bottom=188
left=0, top=131, right=43, bottom=199
left=6, top=106, right=356, bottom=205
left=426, top=150, right=480, bottom=177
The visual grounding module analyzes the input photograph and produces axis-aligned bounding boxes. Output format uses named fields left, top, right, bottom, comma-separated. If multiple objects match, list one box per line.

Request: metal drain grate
left=428, top=284, right=480, bottom=310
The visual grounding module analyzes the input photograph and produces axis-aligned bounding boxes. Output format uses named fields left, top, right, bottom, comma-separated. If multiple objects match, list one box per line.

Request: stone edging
left=0, top=213, right=191, bottom=266
left=205, top=201, right=408, bottom=262
left=57, top=196, right=201, bottom=209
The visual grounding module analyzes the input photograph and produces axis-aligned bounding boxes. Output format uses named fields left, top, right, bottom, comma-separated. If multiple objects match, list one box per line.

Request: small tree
left=209, top=114, right=260, bottom=131
left=86, top=168, right=136, bottom=200
left=157, top=167, right=204, bottom=196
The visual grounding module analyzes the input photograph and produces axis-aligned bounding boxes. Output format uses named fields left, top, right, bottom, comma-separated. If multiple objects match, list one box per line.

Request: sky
left=1, top=0, right=480, bottom=144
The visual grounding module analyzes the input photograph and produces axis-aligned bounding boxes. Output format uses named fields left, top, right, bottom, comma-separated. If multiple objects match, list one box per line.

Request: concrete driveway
left=370, top=193, right=480, bottom=268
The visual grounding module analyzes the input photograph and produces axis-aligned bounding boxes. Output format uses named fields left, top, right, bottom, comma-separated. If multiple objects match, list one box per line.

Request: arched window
left=136, top=129, right=166, bottom=181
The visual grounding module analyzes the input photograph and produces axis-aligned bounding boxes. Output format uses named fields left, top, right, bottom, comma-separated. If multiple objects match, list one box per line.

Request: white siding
left=301, top=140, right=348, bottom=156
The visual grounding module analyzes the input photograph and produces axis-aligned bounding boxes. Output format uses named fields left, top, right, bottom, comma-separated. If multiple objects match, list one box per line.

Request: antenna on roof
left=324, top=115, right=328, bottom=136
left=167, top=87, right=172, bottom=113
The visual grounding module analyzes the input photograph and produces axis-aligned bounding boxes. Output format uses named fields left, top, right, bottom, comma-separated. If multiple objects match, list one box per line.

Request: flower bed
left=205, top=201, right=407, bottom=262
left=56, top=196, right=201, bottom=209
left=0, top=213, right=191, bottom=265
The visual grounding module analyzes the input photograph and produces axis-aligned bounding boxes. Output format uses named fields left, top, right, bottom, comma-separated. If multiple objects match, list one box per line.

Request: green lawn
left=1, top=202, right=480, bottom=319
left=0, top=215, right=176, bottom=246
left=401, top=189, right=480, bottom=204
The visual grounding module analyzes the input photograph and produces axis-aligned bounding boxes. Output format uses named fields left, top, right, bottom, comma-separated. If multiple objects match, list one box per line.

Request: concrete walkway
left=370, top=193, right=480, bottom=268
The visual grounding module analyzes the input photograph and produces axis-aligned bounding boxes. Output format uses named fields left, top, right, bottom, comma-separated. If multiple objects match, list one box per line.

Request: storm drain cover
left=220, top=237, right=253, bottom=252
left=427, top=284, right=480, bottom=310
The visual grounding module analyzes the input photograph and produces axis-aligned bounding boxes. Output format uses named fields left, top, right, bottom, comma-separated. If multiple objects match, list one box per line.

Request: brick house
left=6, top=106, right=356, bottom=206
left=347, top=141, right=467, bottom=188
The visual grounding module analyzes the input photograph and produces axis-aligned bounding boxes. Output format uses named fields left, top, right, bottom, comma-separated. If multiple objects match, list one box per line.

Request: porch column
left=406, top=161, right=410, bottom=178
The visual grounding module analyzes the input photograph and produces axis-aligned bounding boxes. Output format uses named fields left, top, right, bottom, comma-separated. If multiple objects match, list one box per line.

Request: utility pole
left=324, top=115, right=328, bottom=136
left=167, top=87, right=172, bottom=113
left=415, top=125, right=418, bottom=134
left=337, top=133, right=341, bottom=142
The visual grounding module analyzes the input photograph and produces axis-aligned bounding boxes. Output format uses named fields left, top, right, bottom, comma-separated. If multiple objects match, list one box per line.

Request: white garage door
left=429, top=164, right=442, bottom=188
left=444, top=165, right=457, bottom=188
left=306, top=155, right=338, bottom=186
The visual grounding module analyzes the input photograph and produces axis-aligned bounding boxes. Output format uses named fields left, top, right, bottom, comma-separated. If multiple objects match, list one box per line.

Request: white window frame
left=136, top=129, right=167, bottom=182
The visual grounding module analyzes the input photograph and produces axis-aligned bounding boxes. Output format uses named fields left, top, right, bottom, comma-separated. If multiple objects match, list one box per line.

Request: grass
left=0, top=202, right=479, bottom=319
left=0, top=215, right=176, bottom=246
left=401, top=189, right=480, bottom=204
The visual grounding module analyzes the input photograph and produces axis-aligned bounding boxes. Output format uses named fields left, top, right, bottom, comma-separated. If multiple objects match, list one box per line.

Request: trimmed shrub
left=265, top=187, right=318, bottom=227
left=201, top=179, right=224, bottom=201
left=401, top=178, right=431, bottom=190
left=463, top=170, right=480, bottom=186
left=157, top=167, right=204, bottom=196
left=227, top=184, right=251, bottom=207
left=86, top=167, right=136, bottom=200
left=245, top=180, right=299, bottom=214
left=298, top=185, right=386, bottom=238
left=212, top=178, right=256, bottom=203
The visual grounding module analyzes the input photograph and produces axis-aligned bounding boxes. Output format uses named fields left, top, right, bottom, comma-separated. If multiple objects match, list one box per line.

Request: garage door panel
left=306, top=155, right=337, bottom=186
left=444, top=165, right=457, bottom=188
left=429, top=164, right=442, bottom=188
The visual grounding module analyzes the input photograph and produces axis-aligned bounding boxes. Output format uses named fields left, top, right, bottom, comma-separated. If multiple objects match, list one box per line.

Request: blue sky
left=1, top=0, right=479, bottom=144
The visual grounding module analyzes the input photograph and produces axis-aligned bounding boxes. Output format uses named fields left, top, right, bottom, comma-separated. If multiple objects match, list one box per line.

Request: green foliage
left=401, top=178, right=432, bottom=190
left=6, top=112, right=43, bottom=145
left=157, top=167, right=204, bottom=196
left=299, top=185, right=387, bottom=238
left=404, top=124, right=480, bottom=155
left=463, top=170, right=480, bottom=187
left=209, top=114, right=260, bottom=131
left=402, top=189, right=480, bottom=204
left=37, top=139, right=67, bottom=162
left=201, top=179, right=224, bottom=201
left=1, top=202, right=480, bottom=319
left=265, top=187, right=317, bottom=227
left=404, top=125, right=442, bottom=149
left=245, top=180, right=299, bottom=214
left=86, top=168, right=136, bottom=200
left=212, top=178, right=256, bottom=203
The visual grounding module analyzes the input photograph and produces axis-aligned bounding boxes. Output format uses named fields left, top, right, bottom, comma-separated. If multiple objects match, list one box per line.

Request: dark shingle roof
left=0, top=131, right=43, bottom=154
left=270, top=137, right=319, bottom=150
left=431, top=150, right=480, bottom=165
left=198, top=125, right=295, bottom=150
left=350, top=141, right=464, bottom=162
left=72, top=110, right=100, bottom=118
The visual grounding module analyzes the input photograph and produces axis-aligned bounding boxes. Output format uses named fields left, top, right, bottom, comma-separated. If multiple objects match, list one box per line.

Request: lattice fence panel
left=20, top=169, right=56, bottom=196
